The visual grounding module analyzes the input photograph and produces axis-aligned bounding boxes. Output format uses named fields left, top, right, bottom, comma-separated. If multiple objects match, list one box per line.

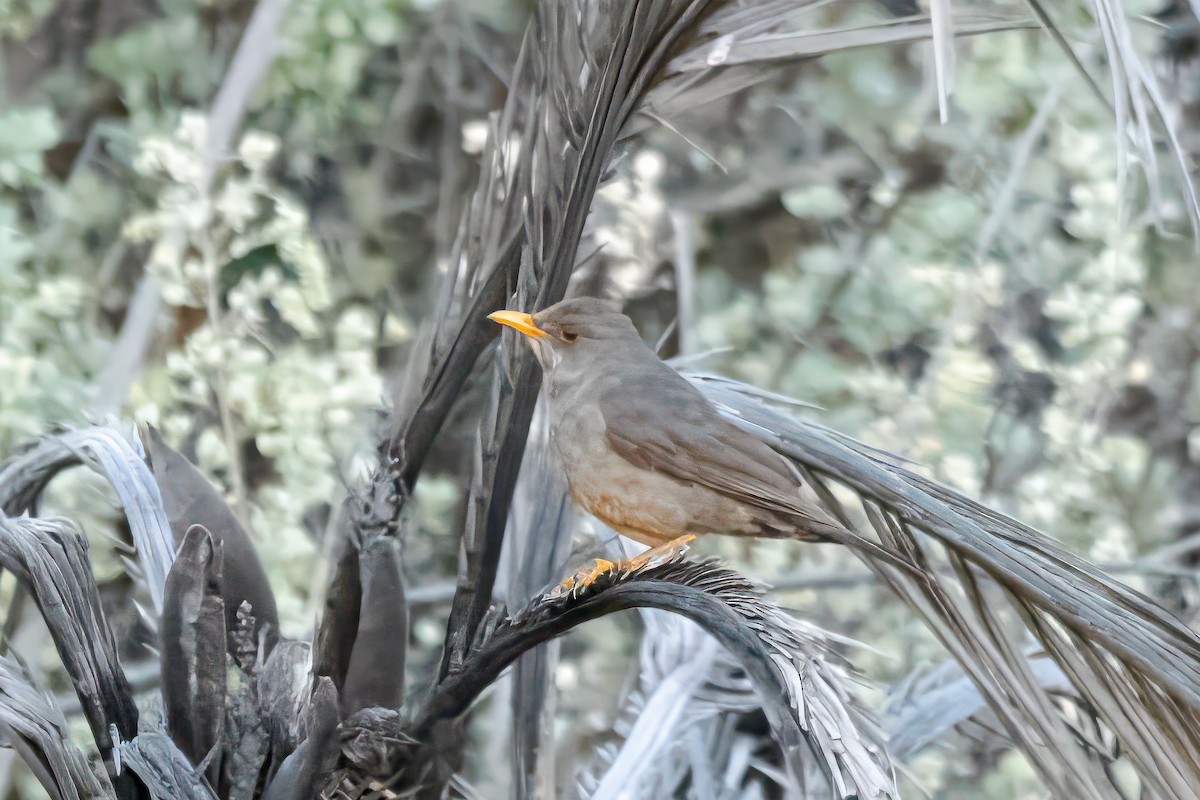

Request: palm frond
left=578, top=611, right=854, bottom=799
left=111, top=729, right=216, bottom=800
left=672, top=5, right=1031, bottom=70
left=1027, top=0, right=1200, bottom=235
left=645, top=5, right=1034, bottom=124
left=884, top=654, right=1070, bottom=761
left=416, top=550, right=898, bottom=800
left=0, top=655, right=116, bottom=800
left=0, top=426, right=174, bottom=611
left=692, top=371, right=1200, bottom=798
left=579, top=620, right=724, bottom=799
left=0, top=515, right=139, bottom=779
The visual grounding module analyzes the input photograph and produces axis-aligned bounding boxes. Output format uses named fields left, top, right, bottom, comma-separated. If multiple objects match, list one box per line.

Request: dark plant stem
left=384, top=247, right=520, bottom=494
left=415, top=576, right=803, bottom=752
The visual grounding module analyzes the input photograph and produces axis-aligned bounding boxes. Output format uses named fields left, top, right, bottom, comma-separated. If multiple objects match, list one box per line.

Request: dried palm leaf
left=415, top=550, right=897, bottom=799
left=579, top=622, right=724, bottom=799
left=502, top=402, right=577, bottom=798
left=691, top=372, right=1200, bottom=798
left=0, top=655, right=116, bottom=800
left=579, top=612, right=854, bottom=800
left=1026, top=0, right=1200, bottom=234
left=111, top=729, right=216, bottom=800
left=884, top=654, right=1070, bottom=760
left=0, top=426, right=174, bottom=611
left=0, top=515, right=138, bottom=780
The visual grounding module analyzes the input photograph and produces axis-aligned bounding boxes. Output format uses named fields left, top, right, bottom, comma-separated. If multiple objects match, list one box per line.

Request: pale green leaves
left=781, top=185, right=851, bottom=219
left=0, top=107, right=59, bottom=187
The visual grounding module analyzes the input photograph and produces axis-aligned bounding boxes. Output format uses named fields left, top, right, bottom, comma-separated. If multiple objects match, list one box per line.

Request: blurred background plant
left=2, top=0, right=1200, bottom=798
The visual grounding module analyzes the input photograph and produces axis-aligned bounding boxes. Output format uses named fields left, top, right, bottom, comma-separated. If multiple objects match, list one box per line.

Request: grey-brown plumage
left=490, top=297, right=847, bottom=547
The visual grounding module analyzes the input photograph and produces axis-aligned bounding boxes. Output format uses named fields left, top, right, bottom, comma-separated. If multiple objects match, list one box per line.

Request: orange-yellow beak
left=487, top=309, right=547, bottom=338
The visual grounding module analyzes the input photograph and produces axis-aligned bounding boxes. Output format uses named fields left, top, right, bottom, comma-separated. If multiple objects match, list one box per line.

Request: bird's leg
left=620, top=534, right=696, bottom=572
left=554, top=535, right=695, bottom=595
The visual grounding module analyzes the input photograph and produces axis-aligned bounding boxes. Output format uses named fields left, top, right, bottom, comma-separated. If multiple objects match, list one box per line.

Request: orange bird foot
left=553, top=535, right=696, bottom=596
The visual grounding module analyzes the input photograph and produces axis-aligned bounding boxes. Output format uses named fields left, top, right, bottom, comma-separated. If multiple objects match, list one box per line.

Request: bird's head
left=487, top=296, right=641, bottom=371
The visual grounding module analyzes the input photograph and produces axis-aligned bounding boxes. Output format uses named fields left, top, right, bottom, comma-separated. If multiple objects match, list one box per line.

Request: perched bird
left=488, top=296, right=852, bottom=580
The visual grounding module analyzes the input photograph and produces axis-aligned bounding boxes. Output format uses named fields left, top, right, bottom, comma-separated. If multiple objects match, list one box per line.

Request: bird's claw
left=556, top=558, right=615, bottom=594
left=621, top=535, right=696, bottom=571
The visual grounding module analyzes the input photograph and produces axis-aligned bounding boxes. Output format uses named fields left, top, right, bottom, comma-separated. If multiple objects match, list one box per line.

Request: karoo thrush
left=489, top=296, right=853, bottom=585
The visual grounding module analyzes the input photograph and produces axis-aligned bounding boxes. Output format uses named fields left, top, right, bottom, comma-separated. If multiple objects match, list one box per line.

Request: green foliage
left=0, top=106, right=58, bottom=186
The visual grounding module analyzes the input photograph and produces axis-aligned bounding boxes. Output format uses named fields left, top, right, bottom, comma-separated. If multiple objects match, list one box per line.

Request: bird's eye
left=561, top=330, right=579, bottom=342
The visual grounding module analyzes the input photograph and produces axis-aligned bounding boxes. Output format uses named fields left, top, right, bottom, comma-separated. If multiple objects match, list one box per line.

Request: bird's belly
left=551, top=407, right=759, bottom=545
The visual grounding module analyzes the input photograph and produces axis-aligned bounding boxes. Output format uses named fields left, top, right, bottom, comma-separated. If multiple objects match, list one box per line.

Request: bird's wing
left=598, top=367, right=843, bottom=536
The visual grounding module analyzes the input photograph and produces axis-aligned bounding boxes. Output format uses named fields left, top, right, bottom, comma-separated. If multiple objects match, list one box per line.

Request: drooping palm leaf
left=0, top=515, right=139, bottom=784
left=414, top=549, right=898, bottom=799
left=691, top=371, right=1200, bottom=798
left=111, top=729, right=216, bottom=800
left=0, top=426, right=175, bottom=611
left=884, top=653, right=1070, bottom=761
left=0, top=655, right=116, bottom=800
